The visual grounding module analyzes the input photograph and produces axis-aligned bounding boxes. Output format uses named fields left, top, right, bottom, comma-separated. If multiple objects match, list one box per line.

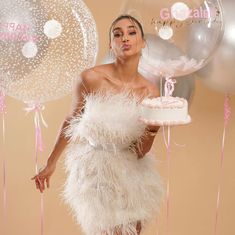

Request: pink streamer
left=214, top=94, right=231, bottom=235
left=0, top=89, right=7, bottom=232
left=0, top=89, right=6, bottom=140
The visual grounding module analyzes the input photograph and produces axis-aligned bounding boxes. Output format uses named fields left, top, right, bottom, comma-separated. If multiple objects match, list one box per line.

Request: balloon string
left=40, top=193, right=44, bottom=235
left=214, top=94, right=231, bottom=235
left=163, top=125, right=171, bottom=235
left=24, top=103, right=47, bottom=235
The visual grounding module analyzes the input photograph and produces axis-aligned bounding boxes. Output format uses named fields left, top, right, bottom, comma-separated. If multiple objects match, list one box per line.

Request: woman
left=31, top=15, right=165, bottom=235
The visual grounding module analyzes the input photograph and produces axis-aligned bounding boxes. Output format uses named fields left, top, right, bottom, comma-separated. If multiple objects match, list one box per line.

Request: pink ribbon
left=164, top=77, right=176, bottom=97
left=162, top=125, right=171, bottom=235
left=24, top=102, right=47, bottom=235
left=24, top=103, right=48, bottom=153
left=0, top=89, right=6, bottom=140
left=214, top=94, right=231, bottom=235
left=0, top=89, right=7, bottom=232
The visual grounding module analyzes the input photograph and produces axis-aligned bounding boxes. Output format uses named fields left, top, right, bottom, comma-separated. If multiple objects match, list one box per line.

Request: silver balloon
left=0, top=0, right=98, bottom=103
left=120, top=0, right=224, bottom=77
left=196, top=0, right=235, bottom=94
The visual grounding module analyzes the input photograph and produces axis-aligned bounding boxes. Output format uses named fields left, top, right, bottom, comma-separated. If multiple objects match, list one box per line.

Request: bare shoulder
left=79, top=64, right=111, bottom=92
left=80, top=67, right=101, bottom=86
left=139, top=74, right=160, bottom=98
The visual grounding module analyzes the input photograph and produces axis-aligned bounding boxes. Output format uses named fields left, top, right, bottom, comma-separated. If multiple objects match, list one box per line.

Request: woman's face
left=110, top=18, right=145, bottom=59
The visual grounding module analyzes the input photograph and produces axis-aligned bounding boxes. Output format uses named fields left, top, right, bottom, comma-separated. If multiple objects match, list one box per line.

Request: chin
left=118, top=52, right=140, bottom=60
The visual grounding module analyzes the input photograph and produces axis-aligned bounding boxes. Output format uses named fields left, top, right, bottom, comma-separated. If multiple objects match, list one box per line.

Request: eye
left=129, top=31, right=137, bottom=35
left=113, top=32, right=122, bottom=38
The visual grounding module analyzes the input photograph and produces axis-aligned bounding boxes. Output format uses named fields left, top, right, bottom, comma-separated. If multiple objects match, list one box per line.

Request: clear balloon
left=196, top=0, right=235, bottom=94
left=0, top=0, right=98, bottom=103
left=102, top=34, right=195, bottom=106
left=138, top=34, right=195, bottom=104
left=120, top=0, right=224, bottom=77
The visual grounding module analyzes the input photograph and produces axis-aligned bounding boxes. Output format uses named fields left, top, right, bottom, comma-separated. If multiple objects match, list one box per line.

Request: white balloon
left=158, top=26, right=174, bottom=40
left=171, top=2, right=190, bottom=21
left=43, top=19, right=63, bottom=39
left=21, top=41, right=38, bottom=58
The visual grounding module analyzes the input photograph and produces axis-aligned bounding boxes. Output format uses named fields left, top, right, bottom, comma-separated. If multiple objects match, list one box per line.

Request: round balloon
left=196, top=0, right=235, bottom=94
left=102, top=34, right=195, bottom=106
left=119, top=0, right=224, bottom=77
left=0, top=0, right=98, bottom=103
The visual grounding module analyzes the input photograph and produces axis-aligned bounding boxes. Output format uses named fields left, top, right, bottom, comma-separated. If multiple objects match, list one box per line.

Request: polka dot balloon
left=0, top=0, right=98, bottom=103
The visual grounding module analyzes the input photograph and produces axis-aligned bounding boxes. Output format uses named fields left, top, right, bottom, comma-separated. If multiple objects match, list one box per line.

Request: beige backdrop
left=0, top=0, right=235, bottom=235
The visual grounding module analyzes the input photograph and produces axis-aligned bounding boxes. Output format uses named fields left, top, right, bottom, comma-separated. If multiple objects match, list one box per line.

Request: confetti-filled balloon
left=120, top=0, right=224, bottom=77
left=0, top=0, right=98, bottom=103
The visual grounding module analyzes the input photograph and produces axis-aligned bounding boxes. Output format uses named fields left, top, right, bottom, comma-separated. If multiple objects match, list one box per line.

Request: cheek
left=111, top=40, right=122, bottom=50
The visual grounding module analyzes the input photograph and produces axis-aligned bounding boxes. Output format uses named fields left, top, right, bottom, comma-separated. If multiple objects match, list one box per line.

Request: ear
left=109, top=42, right=113, bottom=50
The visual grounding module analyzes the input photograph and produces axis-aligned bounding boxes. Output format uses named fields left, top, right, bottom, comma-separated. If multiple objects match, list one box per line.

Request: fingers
left=31, top=174, right=49, bottom=193
left=31, top=175, right=37, bottom=180
left=31, top=165, right=52, bottom=193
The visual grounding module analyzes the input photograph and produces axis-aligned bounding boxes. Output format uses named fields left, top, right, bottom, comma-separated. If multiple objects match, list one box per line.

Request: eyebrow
left=112, top=25, right=137, bottom=32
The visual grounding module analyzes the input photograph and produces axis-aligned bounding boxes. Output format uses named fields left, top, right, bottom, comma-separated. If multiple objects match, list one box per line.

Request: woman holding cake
left=31, top=15, right=165, bottom=235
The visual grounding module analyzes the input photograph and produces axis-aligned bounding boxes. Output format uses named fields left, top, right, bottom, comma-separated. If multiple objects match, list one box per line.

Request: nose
left=122, top=35, right=129, bottom=42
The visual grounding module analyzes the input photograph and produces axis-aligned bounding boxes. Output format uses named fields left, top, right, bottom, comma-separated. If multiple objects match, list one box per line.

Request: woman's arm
left=134, top=125, right=160, bottom=159
left=134, top=83, right=160, bottom=159
left=31, top=71, right=90, bottom=192
left=47, top=74, right=89, bottom=166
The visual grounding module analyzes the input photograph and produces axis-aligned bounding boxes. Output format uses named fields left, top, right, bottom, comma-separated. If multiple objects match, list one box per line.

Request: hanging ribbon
left=162, top=125, right=171, bottom=235
left=24, top=103, right=48, bottom=154
left=0, top=89, right=7, bottom=232
left=24, top=102, right=48, bottom=235
left=0, top=89, right=6, bottom=141
left=214, top=94, right=231, bottom=235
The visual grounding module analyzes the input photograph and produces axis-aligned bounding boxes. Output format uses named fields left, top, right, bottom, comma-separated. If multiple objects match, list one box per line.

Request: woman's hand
left=31, top=162, right=56, bottom=193
left=146, top=124, right=160, bottom=132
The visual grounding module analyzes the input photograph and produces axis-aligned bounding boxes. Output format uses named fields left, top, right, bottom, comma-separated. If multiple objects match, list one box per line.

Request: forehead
left=112, top=18, right=139, bottom=31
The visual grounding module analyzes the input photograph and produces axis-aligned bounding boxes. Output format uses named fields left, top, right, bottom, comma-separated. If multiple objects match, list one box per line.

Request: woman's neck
left=113, top=55, right=140, bottom=83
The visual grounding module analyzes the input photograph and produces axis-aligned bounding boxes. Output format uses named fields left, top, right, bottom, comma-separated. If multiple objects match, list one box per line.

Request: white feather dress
left=60, top=91, right=165, bottom=235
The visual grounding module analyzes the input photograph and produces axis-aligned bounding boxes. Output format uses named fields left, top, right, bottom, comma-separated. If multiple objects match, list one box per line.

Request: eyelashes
left=113, top=31, right=137, bottom=38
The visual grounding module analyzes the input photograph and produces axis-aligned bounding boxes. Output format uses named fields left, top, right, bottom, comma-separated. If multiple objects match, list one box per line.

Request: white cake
left=139, top=96, right=191, bottom=126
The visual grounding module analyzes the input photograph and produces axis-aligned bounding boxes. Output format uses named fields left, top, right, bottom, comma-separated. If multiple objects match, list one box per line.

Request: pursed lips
left=121, top=44, right=131, bottom=50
